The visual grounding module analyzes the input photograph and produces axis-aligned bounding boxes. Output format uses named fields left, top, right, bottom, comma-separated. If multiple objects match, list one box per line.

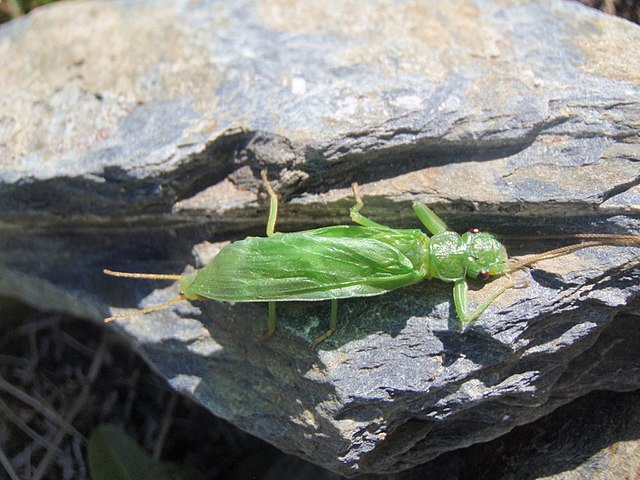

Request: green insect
left=105, top=171, right=640, bottom=348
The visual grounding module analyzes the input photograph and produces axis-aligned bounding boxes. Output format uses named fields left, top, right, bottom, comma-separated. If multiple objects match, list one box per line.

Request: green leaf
left=88, top=424, right=205, bottom=480
left=88, top=424, right=154, bottom=480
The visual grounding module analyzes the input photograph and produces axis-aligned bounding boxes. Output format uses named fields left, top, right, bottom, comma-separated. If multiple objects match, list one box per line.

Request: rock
left=1, top=0, right=639, bottom=476
left=373, top=386, right=640, bottom=480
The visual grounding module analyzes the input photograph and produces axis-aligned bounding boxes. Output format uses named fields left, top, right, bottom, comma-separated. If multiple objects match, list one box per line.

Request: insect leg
left=453, top=279, right=516, bottom=327
left=261, top=170, right=279, bottom=237
left=256, top=301, right=277, bottom=344
left=310, top=299, right=339, bottom=349
left=349, top=183, right=389, bottom=228
left=412, top=202, right=450, bottom=235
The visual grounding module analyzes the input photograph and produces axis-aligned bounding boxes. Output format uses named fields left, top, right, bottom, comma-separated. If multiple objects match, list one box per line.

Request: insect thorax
left=427, top=231, right=508, bottom=282
left=428, top=232, right=467, bottom=281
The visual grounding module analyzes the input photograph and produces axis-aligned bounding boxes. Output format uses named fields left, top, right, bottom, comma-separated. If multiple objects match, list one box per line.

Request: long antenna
left=501, top=233, right=640, bottom=242
left=506, top=234, right=640, bottom=273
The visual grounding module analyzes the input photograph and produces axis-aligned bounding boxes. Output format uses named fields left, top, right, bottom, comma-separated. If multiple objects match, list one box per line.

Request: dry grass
left=0, top=310, right=286, bottom=479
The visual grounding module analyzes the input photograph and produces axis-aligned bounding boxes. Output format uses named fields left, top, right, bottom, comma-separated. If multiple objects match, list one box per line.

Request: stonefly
left=104, top=171, right=639, bottom=348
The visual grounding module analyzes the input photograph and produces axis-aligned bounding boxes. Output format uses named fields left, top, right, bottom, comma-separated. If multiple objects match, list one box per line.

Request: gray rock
left=1, top=0, right=639, bottom=476
left=373, top=382, right=640, bottom=480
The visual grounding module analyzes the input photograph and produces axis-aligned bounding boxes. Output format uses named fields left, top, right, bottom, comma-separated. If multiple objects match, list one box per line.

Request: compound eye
left=468, top=228, right=481, bottom=234
left=477, top=270, right=490, bottom=280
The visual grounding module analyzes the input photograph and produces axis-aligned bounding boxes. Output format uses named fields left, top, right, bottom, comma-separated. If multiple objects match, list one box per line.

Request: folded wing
left=190, top=226, right=426, bottom=301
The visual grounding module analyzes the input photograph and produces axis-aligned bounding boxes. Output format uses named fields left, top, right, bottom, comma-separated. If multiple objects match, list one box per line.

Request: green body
left=181, top=225, right=508, bottom=303
left=104, top=174, right=516, bottom=347
left=174, top=183, right=513, bottom=347
left=105, top=173, right=637, bottom=347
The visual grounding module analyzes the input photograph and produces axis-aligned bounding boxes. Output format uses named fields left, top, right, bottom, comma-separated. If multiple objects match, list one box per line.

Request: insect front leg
left=349, top=183, right=389, bottom=229
left=452, top=278, right=516, bottom=327
left=260, top=170, right=279, bottom=237
left=412, top=202, right=450, bottom=235
left=256, top=301, right=278, bottom=344
left=310, top=299, right=338, bottom=349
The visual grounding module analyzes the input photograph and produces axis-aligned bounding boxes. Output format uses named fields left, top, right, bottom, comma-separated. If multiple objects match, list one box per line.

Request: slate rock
left=1, top=0, right=639, bottom=476
left=368, top=384, right=640, bottom=480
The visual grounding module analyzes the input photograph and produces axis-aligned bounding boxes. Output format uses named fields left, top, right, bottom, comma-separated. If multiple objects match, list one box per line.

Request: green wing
left=189, top=226, right=428, bottom=301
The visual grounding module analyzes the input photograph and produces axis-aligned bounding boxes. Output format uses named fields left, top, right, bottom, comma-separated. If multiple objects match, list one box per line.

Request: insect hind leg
left=256, top=301, right=277, bottom=344
left=310, top=299, right=339, bottom=349
left=261, top=170, right=279, bottom=237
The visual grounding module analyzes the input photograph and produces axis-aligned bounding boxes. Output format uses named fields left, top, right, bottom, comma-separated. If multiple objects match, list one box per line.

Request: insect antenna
left=103, top=269, right=187, bottom=322
left=506, top=234, right=640, bottom=273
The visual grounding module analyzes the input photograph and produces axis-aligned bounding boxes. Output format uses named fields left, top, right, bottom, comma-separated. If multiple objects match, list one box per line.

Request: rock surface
left=263, top=387, right=640, bottom=479
left=1, top=0, right=639, bottom=476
